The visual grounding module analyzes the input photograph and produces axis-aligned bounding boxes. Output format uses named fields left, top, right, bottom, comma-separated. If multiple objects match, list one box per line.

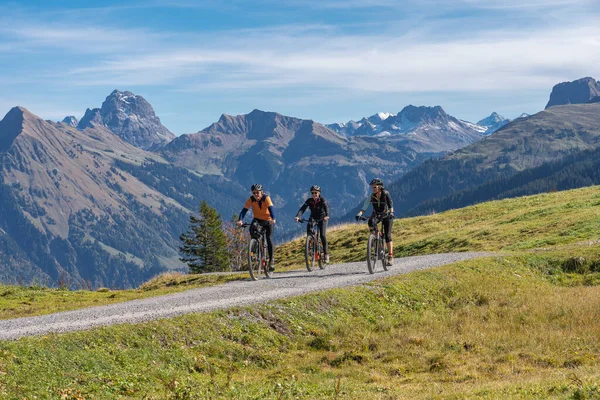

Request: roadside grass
left=1, top=253, right=599, bottom=399
left=0, top=272, right=246, bottom=320
left=278, top=185, right=600, bottom=268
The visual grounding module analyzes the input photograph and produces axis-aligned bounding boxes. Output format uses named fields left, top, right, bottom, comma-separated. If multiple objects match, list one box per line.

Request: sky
left=0, top=0, right=599, bottom=135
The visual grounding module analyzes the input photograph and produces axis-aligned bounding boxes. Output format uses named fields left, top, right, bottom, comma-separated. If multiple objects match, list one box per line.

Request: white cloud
left=58, top=21, right=600, bottom=94
left=0, top=21, right=164, bottom=54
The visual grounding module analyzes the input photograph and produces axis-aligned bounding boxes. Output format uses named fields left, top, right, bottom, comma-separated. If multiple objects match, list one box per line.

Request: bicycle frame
left=238, top=222, right=272, bottom=280
left=360, top=213, right=390, bottom=274
left=298, top=217, right=325, bottom=271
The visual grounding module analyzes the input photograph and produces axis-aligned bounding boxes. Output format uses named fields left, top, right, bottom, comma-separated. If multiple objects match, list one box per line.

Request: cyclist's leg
left=383, top=217, right=393, bottom=264
left=367, top=214, right=375, bottom=232
left=263, top=220, right=274, bottom=267
left=249, top=218, right=260, bottom=237
left=319, top=220, right=328, bottom=256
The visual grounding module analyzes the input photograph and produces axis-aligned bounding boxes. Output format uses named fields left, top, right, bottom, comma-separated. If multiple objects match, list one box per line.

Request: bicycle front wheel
left=305, top=234, right=316, bottom=272
left=247, top=238, right=261, bottom=281
left=366, top=234, right=378, bottom=274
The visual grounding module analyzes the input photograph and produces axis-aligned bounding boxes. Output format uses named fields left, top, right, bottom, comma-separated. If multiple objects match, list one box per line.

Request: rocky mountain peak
left=78, top=108, right=104, bottom=129
left=77, top=90, right=176, bottom=150
left=0, top=107, right=27, bottom=151
left=545, top=77, right=600, bottom=109
left=476, top=112, right=509, bottom=134
left=397, top=105, right=448, bottom=123
left=61, top=115, right=79, bottom=127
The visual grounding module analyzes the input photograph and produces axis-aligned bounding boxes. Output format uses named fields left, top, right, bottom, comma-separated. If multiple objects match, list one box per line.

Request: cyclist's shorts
left=250, top=221, right=265, bottom=239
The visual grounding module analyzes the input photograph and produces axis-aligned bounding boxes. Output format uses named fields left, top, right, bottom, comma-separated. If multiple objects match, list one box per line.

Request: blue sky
left=1, top=0, right=599, bottom=135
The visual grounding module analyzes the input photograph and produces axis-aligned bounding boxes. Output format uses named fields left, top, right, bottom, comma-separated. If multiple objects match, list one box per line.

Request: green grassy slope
left=280, top=184, right=600, bottom=268
left=1, top=185, right=600, bottom=398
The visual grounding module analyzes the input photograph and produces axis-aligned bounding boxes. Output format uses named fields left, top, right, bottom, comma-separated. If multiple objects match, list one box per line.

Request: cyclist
left=355, top=178, right=394, bottom=266
left=294, top=185, right=330, bottom=263
left=237, top=184, right=276, bottom=271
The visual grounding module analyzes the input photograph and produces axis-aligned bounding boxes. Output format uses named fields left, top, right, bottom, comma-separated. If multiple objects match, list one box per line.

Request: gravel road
left=0, top=252, right=492, bottom=340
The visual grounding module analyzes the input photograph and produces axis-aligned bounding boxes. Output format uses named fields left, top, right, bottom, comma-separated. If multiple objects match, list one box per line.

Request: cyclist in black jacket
left=355, top=178, right=394, bottom=266
left=295, top=185, right=330, bottom=263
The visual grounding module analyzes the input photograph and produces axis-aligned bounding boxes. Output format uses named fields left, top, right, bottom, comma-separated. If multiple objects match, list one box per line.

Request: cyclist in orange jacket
left=237, top=184, right=276, bottom=271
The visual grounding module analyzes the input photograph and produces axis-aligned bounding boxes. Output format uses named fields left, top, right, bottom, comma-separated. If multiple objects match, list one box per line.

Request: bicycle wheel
left=247, top=238, right=261, bottom=281
left=305, top=234, right=316, bottom=271
left=317, top=235, right=325, bottom=270
left=366, top=233, right=378, bottom=274
left=262, top=236, right=272, bottom=278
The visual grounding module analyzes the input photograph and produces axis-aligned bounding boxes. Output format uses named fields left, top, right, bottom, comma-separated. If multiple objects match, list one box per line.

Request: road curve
left=0, top=252, right=492, bottom=340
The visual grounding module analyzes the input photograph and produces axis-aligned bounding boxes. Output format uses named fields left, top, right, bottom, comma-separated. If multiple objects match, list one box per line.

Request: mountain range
left=375, top=77, right=600, bottom=218
left=0, top=91, right=488, bottom=287
left=1, top=76, right=599, bottom=288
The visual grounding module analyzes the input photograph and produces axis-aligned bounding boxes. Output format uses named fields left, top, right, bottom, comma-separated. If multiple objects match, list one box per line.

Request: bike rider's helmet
left=310, top=185, right=321, bottom=192
left=370, top=178, right=384, bottom=186
left=250, top=183, right=263, bottom=192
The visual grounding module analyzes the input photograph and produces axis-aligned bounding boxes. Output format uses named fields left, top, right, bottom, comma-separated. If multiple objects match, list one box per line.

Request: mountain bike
left=359, top=213, right=391, bottom=274
left=239, top=222, right=272, bottom=280
left=298, top=218, right=326, bottom=271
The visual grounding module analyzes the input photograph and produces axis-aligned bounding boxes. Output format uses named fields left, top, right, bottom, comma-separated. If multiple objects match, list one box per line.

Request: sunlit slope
left=278, top=185, right=600, bottom=267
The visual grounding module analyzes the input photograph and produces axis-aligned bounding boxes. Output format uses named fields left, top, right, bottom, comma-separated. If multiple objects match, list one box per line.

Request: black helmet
left=310, top=185, right=321, bottom=192
left=370, top=178, right=384, bottom=186
left=250, top=183, right=263, bottom=191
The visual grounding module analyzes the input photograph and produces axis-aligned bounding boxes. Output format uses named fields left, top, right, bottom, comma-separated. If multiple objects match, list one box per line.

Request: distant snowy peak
left=517, top=113, right=530, bottom=119
left=460, top=120, right=488, bottom=134
left=328, top=105, right=484, bottom=138
left=373, top=112, right=393, bottom=121
left=476, top=112, right=509, bottom=135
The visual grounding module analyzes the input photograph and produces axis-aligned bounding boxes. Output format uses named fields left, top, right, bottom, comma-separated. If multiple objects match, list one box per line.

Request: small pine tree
left=224, top=214, right=247, bottom=271
left=179, top=201, right=230, bottom=273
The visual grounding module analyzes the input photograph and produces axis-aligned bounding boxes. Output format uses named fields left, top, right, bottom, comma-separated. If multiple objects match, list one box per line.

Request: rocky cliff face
left=77, top=90, right=175, bottom=150
left=61, top=116, right=79, bottom=127
left=0, top=107, right=190, bottom=288
left=546, top=77, right=600, bottom=109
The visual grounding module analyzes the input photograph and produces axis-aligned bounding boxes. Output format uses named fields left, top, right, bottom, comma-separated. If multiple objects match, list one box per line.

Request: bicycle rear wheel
left=247, top=238, right=261, bottom=280
left=366, top=234, right=378, bottom=274
left=305, top=234, right=316, bottom=271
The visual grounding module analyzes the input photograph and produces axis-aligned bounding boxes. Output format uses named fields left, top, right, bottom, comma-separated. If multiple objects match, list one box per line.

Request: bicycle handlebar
left=297, top=217, right=325, bottom=223
left=358, top=212, right=393, bottom=223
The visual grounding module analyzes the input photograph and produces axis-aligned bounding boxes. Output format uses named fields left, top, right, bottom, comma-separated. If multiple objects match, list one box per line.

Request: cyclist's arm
left=295, top=201, right=309, bottom=218
left=239, top=198, right=253, bottom=221
left=265, top=195, right=276, bottom=221
left=385, top=191, right=394, bottom=213
left=323, top=198, right=330, bottom=218
left=359, top=197, right=371, bottom=214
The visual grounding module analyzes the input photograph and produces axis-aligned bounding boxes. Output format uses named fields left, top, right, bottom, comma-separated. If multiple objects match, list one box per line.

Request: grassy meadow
left=1, top=185, right=600, bottom=398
